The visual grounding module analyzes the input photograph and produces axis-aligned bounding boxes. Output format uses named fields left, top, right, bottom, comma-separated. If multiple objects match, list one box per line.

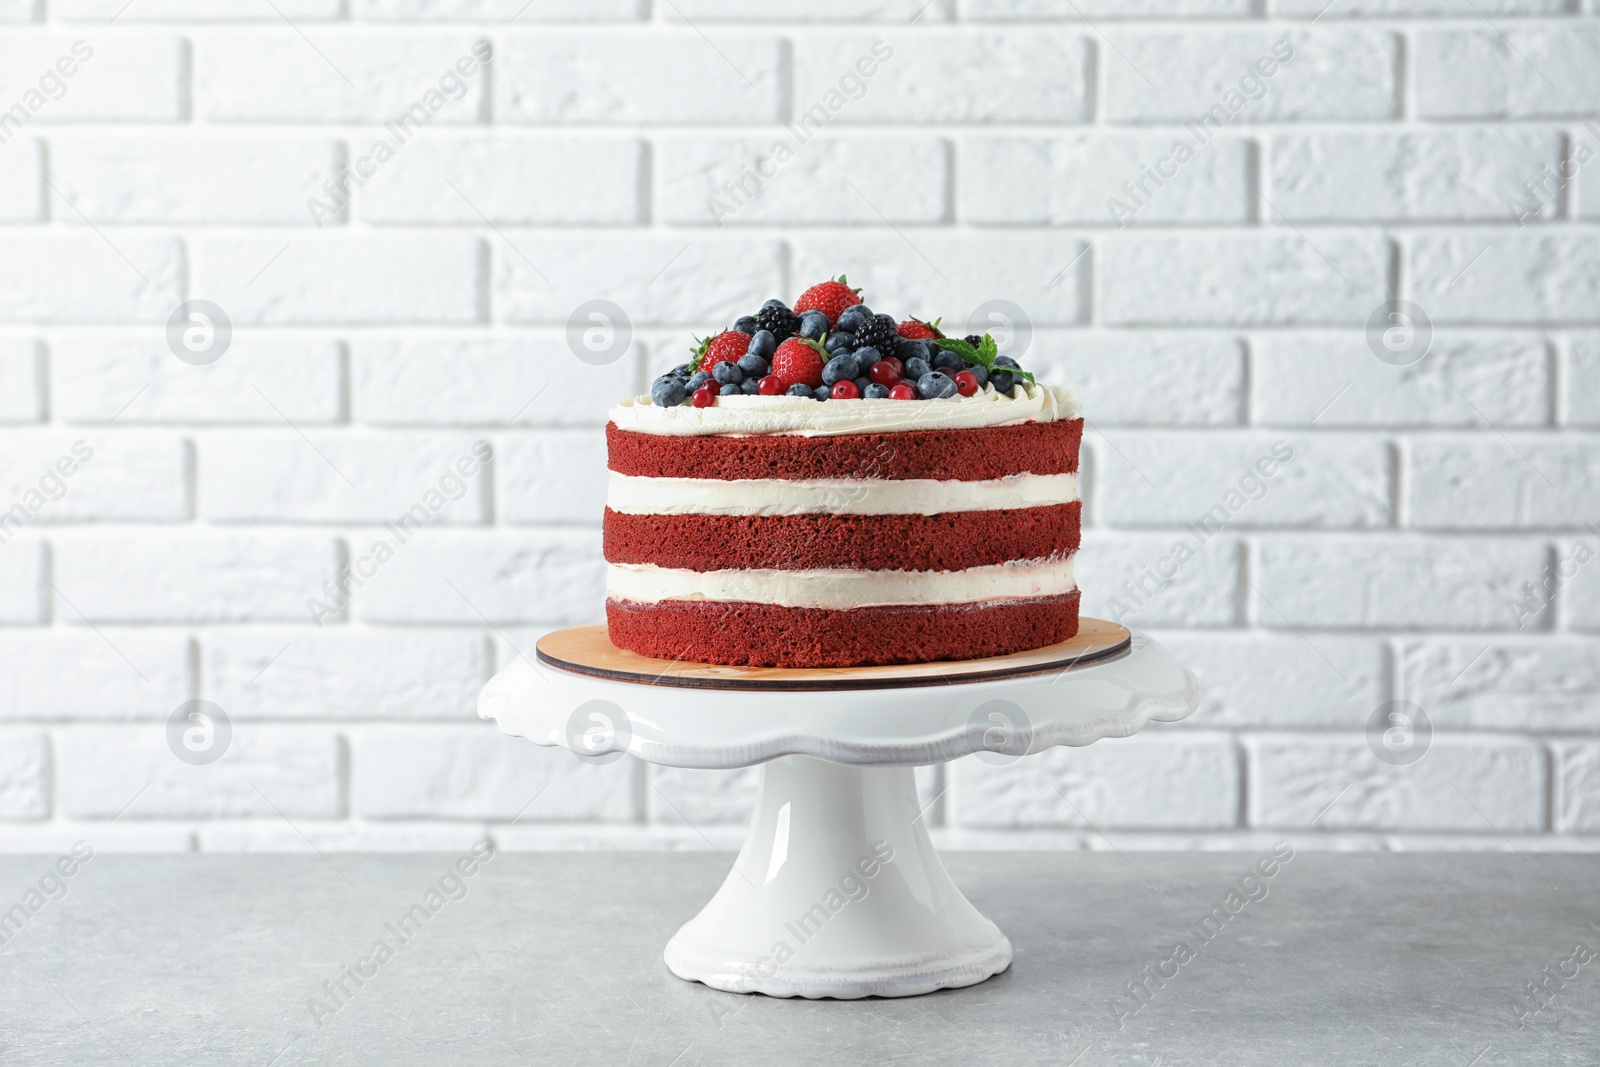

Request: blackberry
left=756, top=303, right=801, bottom=343
left=963, top=334, right=983, bottom=347
left=855, top=314, right=899, bottom=356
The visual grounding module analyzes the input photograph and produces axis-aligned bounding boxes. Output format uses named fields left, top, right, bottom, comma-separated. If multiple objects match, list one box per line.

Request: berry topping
left=897, top=317, right=943, bottom=340
left=650, top=377, right=687, bottom=407
left=794, top=276, right=863, bottom=325
left=785, top=383, right=813, bottom=398
left=821, top=353, right=860, bottom=385
left=867, top=359, right=900, bottom=387
left=812, top=385, right=832, bottom=402
left=835, top=304, right=873, bottom=335
left=747, top=330, right=777, bottom=358
left=932, top=348, right=965, bottom=372
left=953, top=369, right=979, bottom=397
left=798, top=310, right=830, bottom=340
left=917, top=371, right=957, bottom=400
left=757, top=374, right=785, bottom=395
left=863, top=383, right=890, bottom=400
left=830, top=379, right=860, bottom=400
left=712, top=361, right=743, bottom=385
left=771, top=336, right=827, bottom=389
left=736, top=353, right=769, bottom=377
left=755, top=302, right=801, bottom=343
left=718, top=382, right=740, bottom=396
left=733, top=315, right=758, bottom=334
left=854, top=313, right=899, bottom=355
left=694, top=330, right=750, bottom=373
left=903, top=355, right=931, bottom=382
left=691, top=383, right=717, bottom=408
left=824, top=331, right=858, bottom=356
left=887, top=382, right=918, bottom=401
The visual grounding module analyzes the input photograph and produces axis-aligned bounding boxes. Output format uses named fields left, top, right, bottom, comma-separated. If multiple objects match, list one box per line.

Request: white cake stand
left=478, top=619, right=1197, bottom=1000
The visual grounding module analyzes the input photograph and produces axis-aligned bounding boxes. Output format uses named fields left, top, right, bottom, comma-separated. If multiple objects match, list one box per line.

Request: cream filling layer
left=606, top=471, right=1079, bottom=517
left=609, top=383, right=1082, bottom=437
left=607, top=556, right=1077, bottom=610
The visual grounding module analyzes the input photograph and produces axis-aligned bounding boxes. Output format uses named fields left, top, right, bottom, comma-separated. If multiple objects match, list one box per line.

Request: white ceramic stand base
left=663, top=756, right=1011, bottom=999
left=479, top=621, right=1197, bottom=1000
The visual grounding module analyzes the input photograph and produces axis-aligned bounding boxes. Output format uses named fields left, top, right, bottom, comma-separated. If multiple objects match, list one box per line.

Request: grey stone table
left=1, top=852, right=1596, bottom=1066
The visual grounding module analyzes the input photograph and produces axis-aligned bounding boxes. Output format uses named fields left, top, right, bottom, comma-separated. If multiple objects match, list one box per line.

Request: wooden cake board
left=535, top=616, right=1131, bottom=692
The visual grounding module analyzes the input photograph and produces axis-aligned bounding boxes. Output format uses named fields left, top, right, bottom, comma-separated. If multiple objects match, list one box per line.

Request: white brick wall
left=1, top=0, right=1597, bottom=854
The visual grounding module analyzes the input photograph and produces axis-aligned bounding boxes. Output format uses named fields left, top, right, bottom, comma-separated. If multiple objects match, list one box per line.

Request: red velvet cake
left=602, top=279, right=1085, bottom=668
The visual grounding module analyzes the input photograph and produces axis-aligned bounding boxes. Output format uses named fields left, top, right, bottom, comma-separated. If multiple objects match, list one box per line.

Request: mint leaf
left=977, top=334, right=998, bottom=365
left=933, top=337, right=977, bottom=362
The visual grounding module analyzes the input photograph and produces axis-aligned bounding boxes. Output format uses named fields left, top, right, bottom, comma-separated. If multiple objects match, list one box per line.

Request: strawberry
left=693, top=330, right=750, bottom=372
left=770, top=336, right=826, bottom=389
left=793, top=276, right=862, bottom=326
left=897, top=317, right=943, bottom=341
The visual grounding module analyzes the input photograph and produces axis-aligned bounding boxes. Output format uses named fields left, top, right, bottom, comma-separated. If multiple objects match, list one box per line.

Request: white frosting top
left=609, top=383, right=1081, bottom=437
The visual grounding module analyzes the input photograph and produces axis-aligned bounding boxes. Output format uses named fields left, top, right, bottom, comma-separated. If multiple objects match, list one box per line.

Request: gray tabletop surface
left=0, top=851, right=1596, bottom=1066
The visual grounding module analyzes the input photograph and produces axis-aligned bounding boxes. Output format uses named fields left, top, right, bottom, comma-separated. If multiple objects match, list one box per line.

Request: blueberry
left=836, top=305, right=871, bottom=333
left=897, top=338, right=927, bottom=363
left=747, top=330, right=776, bottom=358
left=853, top=376, right=871, bottom=393
left=932, top=349, right=964, bottom=372
left=740, top=376, right=761, bottom=395
left=763, top=298, right=787, bottom=311
left=712, top=361, right=743, bottom=385
left=669, top=363, right=692, bottom=378
left=786, top=383, right=813, bottom=398
left=994, top=355, right=1020, bottom=369
left=737, top=354, right=769, bottom=378
left=989, top=369, right=1015, bottom=393
left=686, top=371, right=712, bottom=392
left=821, top=354, right=860, bottom=386
left=650, top=377, right=687, bottom=407
left=917, top=371, right=958, bottom=400
left=734, top=315, right=758, bottom=334
left=824, top=331, right=857, bottom=355
left=813, top=385, right=832, bottom=402
left=853, top=346, right=880, bottom=367
left=965, top=362, right=989, bottom=387
left=799, top=311, right=829, bottom=340
left=863, top=383, right=890, bottom=400
left=719, top=382, right=740, bottom=396
left=904, top=356, right=931, bottom=382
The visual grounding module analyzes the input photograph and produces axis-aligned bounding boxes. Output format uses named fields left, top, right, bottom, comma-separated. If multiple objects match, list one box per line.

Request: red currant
left=953, top=369, right=979, bottom=397
left=692, top=384, right=717, bottom=408
left=830, top=379, right=860, bottom=400
left=756, top=374, right=785, bottom=396
left=868, top=360, right=900, bottom=387
left=888, top=382, right=918, bottom=401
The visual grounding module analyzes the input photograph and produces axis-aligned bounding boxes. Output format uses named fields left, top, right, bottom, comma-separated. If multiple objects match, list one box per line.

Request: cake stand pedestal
left=478, top=619, right=1197, bottom=1000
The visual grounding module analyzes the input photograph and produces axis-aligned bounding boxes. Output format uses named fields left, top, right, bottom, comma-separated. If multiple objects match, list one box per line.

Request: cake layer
left=605, top=471, right=1078, bottom=517
left=607, top=556, right=1075, bottom=610
left=606, top=590, right=1082, bottom=668
left=604, top=502, right=1081, bottom=573
left=606, top=418, right=1083, bottom=483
